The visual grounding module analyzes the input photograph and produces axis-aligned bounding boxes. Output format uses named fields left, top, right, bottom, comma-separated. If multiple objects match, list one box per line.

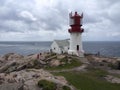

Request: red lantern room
left=68, top=12, right=84, bottom=33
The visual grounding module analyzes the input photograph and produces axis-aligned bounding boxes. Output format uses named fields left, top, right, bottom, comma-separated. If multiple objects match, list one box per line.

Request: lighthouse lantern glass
left=69, top=18, right=74, bottom=25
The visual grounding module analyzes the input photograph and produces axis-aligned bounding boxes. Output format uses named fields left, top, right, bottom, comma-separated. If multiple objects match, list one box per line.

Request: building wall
left=70, top=33, right=82, bottom=51
left=68, top=32, right=84, bottom=57
left=51, top=41, right=69, bottom=54
left=51, top=41, right=61, bottom=54
left=64, top=46, right=69, bottom=52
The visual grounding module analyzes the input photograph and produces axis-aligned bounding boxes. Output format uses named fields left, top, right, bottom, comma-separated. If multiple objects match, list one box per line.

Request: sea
left=0, top=41, right=120, bottom=57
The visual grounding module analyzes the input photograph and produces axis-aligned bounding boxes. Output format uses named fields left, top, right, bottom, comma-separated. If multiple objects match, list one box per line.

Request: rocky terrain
left=0, top=52, right=120, bottom=90
left=85, top=54, right=120, bottom=84
left=0, top=53, right=76, bottom=90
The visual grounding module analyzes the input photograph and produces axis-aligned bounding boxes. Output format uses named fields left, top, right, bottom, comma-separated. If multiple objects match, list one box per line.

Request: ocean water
left=0, top=41, right=120, bottom=57
left=83, top=41, right=120, bottom=57
left=0, top=41, right=51, bottom=56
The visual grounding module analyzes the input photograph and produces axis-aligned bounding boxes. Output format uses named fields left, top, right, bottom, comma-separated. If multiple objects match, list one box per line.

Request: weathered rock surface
left=0, top=83, right=24, bottom=90
left=50, top=59, right=61, bottom=66
left=1, top=53, right=120, bottom=90
left=2, top=53, right=23, bottom=61
left=105, top=75, right=120, bottom=84
left=0, top=53, right=75, bottom=90
left=86, top=54, right=120, bottom=69
left=0, top=69, right=71, bottom=90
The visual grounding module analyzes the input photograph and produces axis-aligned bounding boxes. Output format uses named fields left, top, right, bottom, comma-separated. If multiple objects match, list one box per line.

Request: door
left=77, top=45, right=79, bottom=51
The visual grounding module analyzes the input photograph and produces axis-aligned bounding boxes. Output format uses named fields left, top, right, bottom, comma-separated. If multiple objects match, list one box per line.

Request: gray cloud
left=108, top=3, right=120, bottom=23
left=0, top=0, right=120, bottom=41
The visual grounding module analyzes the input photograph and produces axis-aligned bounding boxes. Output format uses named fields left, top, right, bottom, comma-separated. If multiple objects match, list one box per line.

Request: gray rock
left=0, top=83, right=23, bottom=90
left=0, top=61, right=17, bottom=73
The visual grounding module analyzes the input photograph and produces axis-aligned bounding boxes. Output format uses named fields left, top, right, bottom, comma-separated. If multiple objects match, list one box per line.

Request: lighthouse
left=68, top=12, right=84, bottom=57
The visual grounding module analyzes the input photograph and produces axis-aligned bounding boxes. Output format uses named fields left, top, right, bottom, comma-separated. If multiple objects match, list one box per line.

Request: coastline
left=0, top=41, right=120, bottom=57
left=0, top=52, right=120, bottom=90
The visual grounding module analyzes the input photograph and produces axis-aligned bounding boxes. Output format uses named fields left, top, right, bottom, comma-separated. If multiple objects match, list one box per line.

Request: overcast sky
left=0, top=0, right=120, bottom=41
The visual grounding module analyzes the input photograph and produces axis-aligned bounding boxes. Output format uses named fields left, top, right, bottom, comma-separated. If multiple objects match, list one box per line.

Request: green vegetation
left=62, top=85, right=71, bottom=90
left=108, top=61, right=120, bottom=70
left=86, top=67, right=108, bottom=78
left=108, top=63, right=116, bottom=69
left=45, top=57, right=82, bottom=70
left=38, top=79, right=56, bottom=90
left=45, top=53, right=56, bottom=58
left=53, top=69, right=120, bottom=90
left=33, top=59, right=41, bottom=69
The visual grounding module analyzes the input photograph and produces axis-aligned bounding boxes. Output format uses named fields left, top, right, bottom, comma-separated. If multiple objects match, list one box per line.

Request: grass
left=53, top=69, right=120, bottom=90
left=86, top=67, right=109, bottom=78
left=45, top=57, right=82, bottom=70
left=38, top=79, right=57, bottom=90
left=62, top=85, right=71, bottom=90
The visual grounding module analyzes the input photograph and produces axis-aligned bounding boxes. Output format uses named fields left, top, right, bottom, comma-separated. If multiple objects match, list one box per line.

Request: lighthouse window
left=68, top=47, right=69, bottom=49
left=54, top=47, right=55, bottom=50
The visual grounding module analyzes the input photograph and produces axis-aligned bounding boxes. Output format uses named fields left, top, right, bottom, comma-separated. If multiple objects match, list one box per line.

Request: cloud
left=108, top=2, right=120, bottom=23
left=19, top=11, right=37, bottom=22
left=107, top=32, right=120, bottom=37
left=0, top=0, right=120, bottom=41
left=0, top=20, right=27, bottom=32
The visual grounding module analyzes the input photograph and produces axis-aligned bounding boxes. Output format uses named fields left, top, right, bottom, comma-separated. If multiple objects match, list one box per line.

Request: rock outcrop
left=0, top=69, right=71, bottom=90
left=1, top=52, right=120, bottom=90
left=0, top=53, right=75, bottom=90
left=105, top=75, right=120, bottom=84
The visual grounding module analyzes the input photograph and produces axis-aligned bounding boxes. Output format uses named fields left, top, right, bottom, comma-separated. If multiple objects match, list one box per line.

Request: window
left=77, top=45, right=79, bottom=51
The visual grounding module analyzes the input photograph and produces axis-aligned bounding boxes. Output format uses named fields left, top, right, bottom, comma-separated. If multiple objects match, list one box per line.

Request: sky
left=0, top=0, right=120, bottom=41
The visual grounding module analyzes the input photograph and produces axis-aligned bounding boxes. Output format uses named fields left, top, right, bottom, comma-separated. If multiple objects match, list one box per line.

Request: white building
left=51, top=12, right=84, bottom=57
left=51, top=39, right=69, bottom=54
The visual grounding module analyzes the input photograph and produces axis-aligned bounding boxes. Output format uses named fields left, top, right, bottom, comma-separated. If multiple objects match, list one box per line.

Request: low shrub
left=108, top=62, right=120, bottom=70
left=38, top=79, right=56, bottom=90
left=33, top=60, right=42, bottom=69
left=62, top=85, right=71, bottom=90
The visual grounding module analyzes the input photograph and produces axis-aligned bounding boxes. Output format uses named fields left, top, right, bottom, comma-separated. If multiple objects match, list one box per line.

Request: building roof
left=54, top=39, right=69, bottom=49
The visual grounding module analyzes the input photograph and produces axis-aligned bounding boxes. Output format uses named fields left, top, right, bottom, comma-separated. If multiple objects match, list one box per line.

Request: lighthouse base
left=68, top=50, right=84, bottom=57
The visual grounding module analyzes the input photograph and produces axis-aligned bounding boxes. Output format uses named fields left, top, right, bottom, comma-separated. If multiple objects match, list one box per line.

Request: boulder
left=16, top=64, right=27, bottom=71
left=0, top=76, right=4, bottom=85
left=105, top=75, right=120, bottom=84
left=2, top=53, right=15, bottom=60
left=7, top=53, right=23, bottom=61
left=24, top=80, right=41, bottom=90
left=0, top=83, right=24, bottom=90
left=0, top=61, right=17, bottom=73
left=57, top=55, right=66, bottom=59
left=50, top=59, right=61, bottom=67
left=2, top=53, right=23, bottom=61
left=55, top=76, right=68, bottom=84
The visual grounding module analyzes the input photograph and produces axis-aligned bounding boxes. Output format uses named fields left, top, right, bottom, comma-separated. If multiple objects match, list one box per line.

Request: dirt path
left=48, top=64, right=88, bottom=73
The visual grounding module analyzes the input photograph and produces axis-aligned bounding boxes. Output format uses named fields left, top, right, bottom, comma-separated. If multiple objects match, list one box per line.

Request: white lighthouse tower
left=68, top=12, right=84, bottom=57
